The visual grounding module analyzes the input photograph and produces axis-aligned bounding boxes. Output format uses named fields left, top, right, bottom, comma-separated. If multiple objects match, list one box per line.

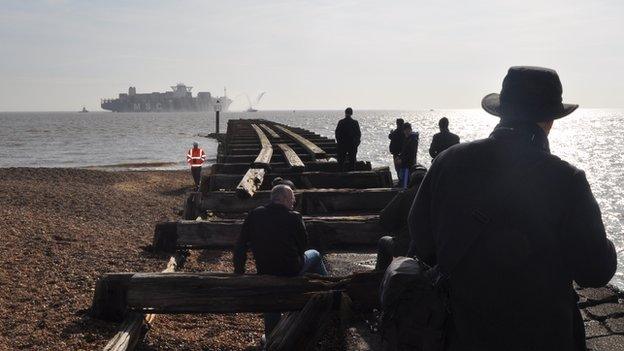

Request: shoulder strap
left=443, top=157, right=548, bottom=276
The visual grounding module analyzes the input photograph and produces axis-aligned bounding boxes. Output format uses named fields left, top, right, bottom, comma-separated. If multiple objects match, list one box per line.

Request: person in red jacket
left=186, top=142, right=206, bottom=190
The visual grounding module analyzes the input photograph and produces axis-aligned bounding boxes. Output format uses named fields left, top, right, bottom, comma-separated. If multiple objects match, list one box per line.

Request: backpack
left=379, top=257, right=449, bottom=351
left=379, top=157, right=546, bottom=351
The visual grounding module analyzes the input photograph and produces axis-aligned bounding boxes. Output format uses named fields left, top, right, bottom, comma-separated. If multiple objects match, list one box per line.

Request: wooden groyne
left=88, top=119, right=624, bottom=350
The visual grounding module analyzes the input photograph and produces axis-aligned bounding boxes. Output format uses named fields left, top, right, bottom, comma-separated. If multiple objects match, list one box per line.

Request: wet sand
left=0, top=168, right=263, bottom=350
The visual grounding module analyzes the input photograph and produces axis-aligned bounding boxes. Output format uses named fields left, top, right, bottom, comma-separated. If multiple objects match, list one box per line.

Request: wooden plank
left=209, top=161, right=372, bottom=175
left=207, top=168, right=392, bottom=191
left=126, top=273, right=339, bottom=314
left=273, top=125, right=328, bottom=159
left=252, top=147, right=273, bottom=168
left=267, top=291, right=339, bottom=351
left=122, top=271, right=381, bottom=314
left=228, top=140, right=336, bottom=148
left=196, top=188, right=398, bottom=214
left=277, top=143, right=305, bottom=171
left=260, top=123, right=280, bottom=138
left=251, top=123, right=271, bottom=149
left=250, top=124, right=273, bottom=167
left=164, top=215, right=383, bottom=250
left=227, top=144, right=338, bottom=155
left=221, top=153, right=327, bottom=164
left=103, top=313, right=146, bottom=351
left=100, top=254, right=186, bottom=351
left=235, top=168, right=265, bottom=199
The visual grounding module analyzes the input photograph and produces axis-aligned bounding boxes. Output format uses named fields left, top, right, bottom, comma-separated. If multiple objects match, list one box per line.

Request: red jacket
left=186, top=148, right=206, bottom=167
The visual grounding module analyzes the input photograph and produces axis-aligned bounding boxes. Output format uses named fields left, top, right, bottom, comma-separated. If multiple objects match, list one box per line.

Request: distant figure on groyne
left=233, top=185, right=327, bottom=340
left=407, top=66, right=617, bottom=349
left=396, top=122, right=419, bottom=188
left=429, top=117, right=459, bottom=159
left=335, top=107, right=361, bottom=171
left=186, top=142, right=206, bottom=190
left=388, top=118, right=405, bottom=180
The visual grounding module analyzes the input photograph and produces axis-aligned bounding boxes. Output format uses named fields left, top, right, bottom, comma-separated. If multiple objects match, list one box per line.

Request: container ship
left=101, top=83, right=232, bottom=112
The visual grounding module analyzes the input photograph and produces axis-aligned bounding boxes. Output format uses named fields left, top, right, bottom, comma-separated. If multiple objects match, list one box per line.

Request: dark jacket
left=335, top=116, right=361, bottom=150
left=429, top=129, right=460, bottom=159
left=388, top=128, right=404, bottom=155
left=233, top=203, right=307, bottom=276
left=408, top=122, right=616, bottom=351
left=379, top=175, right=424, bottom=253
left=399, top=131, right=419, bottom=168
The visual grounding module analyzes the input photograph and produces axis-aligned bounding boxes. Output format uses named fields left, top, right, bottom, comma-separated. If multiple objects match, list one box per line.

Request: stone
left=586, top=303, right=624, bottom=321
left=584, top=320, right=610, bottom=339
left=605, top=317, right=624, bottom=334
left=578, top=287, right=619, bottom=307
left=586, top=335, right=624, bottom=351
left=581, top=309, right=591, bottom=321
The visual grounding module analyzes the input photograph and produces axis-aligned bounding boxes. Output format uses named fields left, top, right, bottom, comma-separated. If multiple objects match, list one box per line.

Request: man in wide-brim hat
left=407, top=66, right=616, bottom=350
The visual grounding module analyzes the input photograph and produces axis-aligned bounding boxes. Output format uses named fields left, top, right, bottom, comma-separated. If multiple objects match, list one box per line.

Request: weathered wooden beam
left=227, top=144, right=338, bottom=155
left=250, top=124, right=273, bottom=168
left=103, top=313, right=146, bottom=351
left=267, top=291, right=340, bottom=351
left=251, top=124, right=271, bottom=149
left=152, top=215, right=383, bottom=251
left=206, top=168, right=392, bottom=191
left=260, top=123, right=280, bottom=138
left=274, top=125, right=328, bottom=159
left=277, top=143, right=305, bottom=171
left=209, top=161, right=372, bottom=175
left=195, top=188, right=398, bottom=214
left=228, top=140, right=336, bottom=149
left=235, top=168, right=265, bottom=199
left=91, top=273, right=135, bottom=322
left=126, top=273, right=339, bottom=314
left=220, top=153, right=328, bottom=164
left=101, top=255, right=184, bottom=350
left=110, top=271, right=381, bottom=314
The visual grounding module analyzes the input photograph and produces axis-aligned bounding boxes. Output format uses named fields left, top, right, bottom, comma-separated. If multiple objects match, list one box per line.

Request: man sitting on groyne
left=375, top=166, right=427, bottom=271
left=408, top=66, right=617, bottom=350
left=233, top=184, right=327, bottom=338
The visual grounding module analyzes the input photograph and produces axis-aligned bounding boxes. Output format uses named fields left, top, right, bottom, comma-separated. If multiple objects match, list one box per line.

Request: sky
left=0, top=0, right=623, bottom=111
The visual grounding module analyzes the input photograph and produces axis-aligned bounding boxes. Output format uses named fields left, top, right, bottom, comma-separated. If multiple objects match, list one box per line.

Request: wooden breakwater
left=88, top=119, right=624, bottom=351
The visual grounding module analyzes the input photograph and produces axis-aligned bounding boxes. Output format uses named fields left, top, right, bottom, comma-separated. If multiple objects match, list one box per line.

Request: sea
left=1, top=109, right=622, bottom=288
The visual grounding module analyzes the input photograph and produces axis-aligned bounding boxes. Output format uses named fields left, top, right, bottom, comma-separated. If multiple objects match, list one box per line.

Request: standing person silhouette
left=335, top=107, right=361, bottom=171
left=388, top=118, right=405, bottom=182
left=429, top=117, right=460, bottom=159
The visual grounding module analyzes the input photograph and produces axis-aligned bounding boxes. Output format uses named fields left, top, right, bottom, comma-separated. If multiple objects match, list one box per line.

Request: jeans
left=400, top=167, right=410, bottom=188
left=299, top=249, right=328, bottom=275
left=263, top=249, right=328, bottom=336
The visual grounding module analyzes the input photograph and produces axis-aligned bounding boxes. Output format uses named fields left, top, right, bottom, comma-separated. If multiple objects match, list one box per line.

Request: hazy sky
left=1, top=0, right=623, bottom=111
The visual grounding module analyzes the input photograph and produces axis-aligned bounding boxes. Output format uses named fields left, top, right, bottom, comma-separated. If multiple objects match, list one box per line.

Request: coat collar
left=489, top=120, right=551, bottom=153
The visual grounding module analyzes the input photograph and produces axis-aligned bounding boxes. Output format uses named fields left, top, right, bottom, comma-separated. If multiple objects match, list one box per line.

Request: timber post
left=90, top=272, right=134, bottom=322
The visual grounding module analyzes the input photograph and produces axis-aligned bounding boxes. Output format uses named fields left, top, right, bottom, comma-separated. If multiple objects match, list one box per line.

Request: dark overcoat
left=335, top=116, right=361, bottom=150
left=408, top=121, right=617, bottom=351
left=233, top=203, right=307, bottom=276
left=429, top=129, right=460, bottom=159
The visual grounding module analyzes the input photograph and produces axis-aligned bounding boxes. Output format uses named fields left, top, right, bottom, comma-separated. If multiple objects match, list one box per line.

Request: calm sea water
left=1, top=109, right=622, bottom=287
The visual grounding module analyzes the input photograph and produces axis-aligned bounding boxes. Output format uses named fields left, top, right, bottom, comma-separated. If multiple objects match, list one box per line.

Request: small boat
left=246, top=108, right=258, bottom=112
left=79, top=107, right=89, bottom=113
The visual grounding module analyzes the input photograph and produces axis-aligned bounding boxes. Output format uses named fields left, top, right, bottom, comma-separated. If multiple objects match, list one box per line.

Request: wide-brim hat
left=482, top=66, right=579, bottom=122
